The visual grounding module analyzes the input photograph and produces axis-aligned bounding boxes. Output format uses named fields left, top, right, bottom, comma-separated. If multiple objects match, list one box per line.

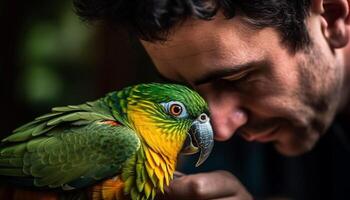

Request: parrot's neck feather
left=122, top=145, right=176, bottom=200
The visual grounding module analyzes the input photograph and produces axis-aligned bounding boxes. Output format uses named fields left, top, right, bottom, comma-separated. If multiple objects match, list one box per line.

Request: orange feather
left=91, top=176, right=126, bottom=200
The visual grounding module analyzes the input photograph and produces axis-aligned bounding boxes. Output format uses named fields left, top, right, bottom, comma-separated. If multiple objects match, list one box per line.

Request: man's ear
left=312, top=0, right=350, bottom=48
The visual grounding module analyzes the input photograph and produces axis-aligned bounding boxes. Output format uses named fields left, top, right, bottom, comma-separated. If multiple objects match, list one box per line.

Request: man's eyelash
left=222, top=72, right=252, bottom=82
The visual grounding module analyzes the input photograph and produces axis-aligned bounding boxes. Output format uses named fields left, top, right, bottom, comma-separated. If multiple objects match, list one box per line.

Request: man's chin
left=272, top=127, right=321, bottom=156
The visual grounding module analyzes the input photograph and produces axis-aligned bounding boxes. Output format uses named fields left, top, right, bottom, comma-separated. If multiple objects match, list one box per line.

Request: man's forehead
left=141, top=13, right=250, bottom=60
left=140, top=13, right=281, bottom=84
left=144, top=19, right=241, bottom=56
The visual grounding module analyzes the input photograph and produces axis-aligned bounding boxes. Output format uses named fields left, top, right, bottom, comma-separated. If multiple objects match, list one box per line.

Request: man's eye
left=222, top=72, right=253, bottom=84
left=222, top=71, right=250, bottom=82
left=214, top=73, right=261, bottom=93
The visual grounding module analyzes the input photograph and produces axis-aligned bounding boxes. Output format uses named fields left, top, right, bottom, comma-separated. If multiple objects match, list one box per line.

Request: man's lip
left=240, top=126, right=280, bottom=142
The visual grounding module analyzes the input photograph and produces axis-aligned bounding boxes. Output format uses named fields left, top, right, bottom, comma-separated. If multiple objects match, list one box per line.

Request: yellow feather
left=149, top=150, right=161, bottom=166
left=160, top=162, right=167, bottom=175
left=165, top=175, right=170, bottom=186
left=151, top=188, right=157, bottom=200
left=160, top=153, right=170, bottom=164
left=145, top=150, right=156, bottom=169
left=154, top=167, right=164, bottom=181
left=144, top=181, right=152, bottom=199
left=167, top=163, right=175, bottom=172
left=158, top=177, right=164, bottom=193
left=164, top=170, right=170, bottom=186
left=145, top=162, right=154, bottom=179
left=170, top=172, right=174, bottom=180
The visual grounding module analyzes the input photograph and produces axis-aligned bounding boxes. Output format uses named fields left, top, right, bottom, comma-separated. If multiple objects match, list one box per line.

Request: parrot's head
left=114, top=83, right=214, bottom=167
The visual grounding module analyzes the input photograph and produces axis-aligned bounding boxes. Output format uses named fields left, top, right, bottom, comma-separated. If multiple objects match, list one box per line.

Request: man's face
left=141, top=13, right=344, bottom=156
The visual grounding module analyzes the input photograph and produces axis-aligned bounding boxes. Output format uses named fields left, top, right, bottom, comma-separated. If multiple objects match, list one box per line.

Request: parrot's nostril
left=198, top=113, right=208, bottom=123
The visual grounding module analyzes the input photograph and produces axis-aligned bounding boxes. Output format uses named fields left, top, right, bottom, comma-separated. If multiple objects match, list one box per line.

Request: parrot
left=0, top=83, right=214, bottom=200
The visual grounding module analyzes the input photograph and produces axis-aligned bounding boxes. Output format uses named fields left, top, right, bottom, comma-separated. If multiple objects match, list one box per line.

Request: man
left=74, top=0, right=350, bottom=199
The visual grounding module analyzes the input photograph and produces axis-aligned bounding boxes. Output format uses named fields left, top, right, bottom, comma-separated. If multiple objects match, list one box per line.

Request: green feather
left=2, top=98, right=116, bottom=143
left=35, top=112, right=63, bottom=121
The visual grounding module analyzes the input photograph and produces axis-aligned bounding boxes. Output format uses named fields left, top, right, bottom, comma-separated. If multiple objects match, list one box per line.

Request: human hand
left=157, top=170, right=253, bottom=200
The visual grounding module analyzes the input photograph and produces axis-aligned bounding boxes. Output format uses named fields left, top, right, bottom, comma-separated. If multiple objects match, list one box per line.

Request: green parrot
left=0, top=83, right=214, bottom=200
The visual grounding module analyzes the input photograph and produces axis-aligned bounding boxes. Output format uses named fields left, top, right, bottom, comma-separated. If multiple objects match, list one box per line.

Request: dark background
left=1, top=1, right=349, bottom=200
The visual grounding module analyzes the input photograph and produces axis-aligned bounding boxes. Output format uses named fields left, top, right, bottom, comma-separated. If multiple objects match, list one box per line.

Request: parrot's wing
left=2, top=99, right=116, bottom=143
left=0, top=99, right=140, bottom=190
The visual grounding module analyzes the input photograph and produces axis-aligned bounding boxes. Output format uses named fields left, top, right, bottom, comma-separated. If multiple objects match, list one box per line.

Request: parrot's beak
left=181, top=113, right=214, bottom=167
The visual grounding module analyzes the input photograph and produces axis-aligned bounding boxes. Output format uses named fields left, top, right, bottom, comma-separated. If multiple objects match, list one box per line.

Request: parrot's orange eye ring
left=161, top=101, right=188, bottom=118
left=169, top=104, right=183, bottom=116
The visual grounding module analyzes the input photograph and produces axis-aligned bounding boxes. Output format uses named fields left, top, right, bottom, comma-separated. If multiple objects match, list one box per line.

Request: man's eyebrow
left=194, top=61, right=261, bottom=85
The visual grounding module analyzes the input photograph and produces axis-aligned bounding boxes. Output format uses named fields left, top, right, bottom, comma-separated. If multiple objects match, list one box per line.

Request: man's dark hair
left=74, top=0, right=312, bottom=51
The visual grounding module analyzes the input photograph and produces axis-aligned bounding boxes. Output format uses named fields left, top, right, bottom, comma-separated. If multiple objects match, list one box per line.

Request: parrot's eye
left=161, top=101, right=188, bottom=118
left=170, top=104, right=182, bottom=116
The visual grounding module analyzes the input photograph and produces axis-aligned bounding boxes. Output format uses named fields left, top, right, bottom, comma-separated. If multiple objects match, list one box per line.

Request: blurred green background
left=1, top=1, right=349, bottom=200
left=0, top=1, right=159, bottom=131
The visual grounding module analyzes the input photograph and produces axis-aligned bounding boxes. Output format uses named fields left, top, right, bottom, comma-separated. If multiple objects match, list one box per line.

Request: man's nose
left=209, top=100, right=248, bottom=141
